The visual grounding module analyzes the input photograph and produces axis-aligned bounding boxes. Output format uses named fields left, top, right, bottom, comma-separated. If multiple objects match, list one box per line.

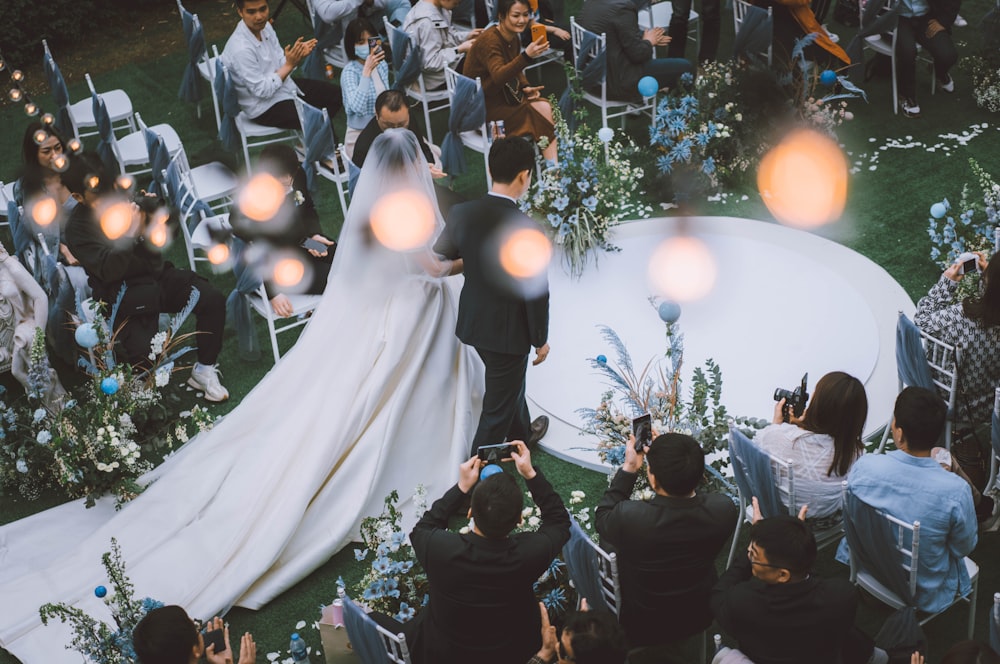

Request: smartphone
left=302, top=237, right=330, bottom=254
left=368, top=36, right=383, bottom=54
left=477, top=443, right=517, bottom=462
left=632, top=413, right=652, bottom=454
left=202, top=628, right=225, bottom=655
left=530, top=23, right=548, bottom=44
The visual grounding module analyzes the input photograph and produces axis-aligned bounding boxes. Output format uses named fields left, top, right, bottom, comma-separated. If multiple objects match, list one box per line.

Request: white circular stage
left=528, top=216, right=915, bottom=472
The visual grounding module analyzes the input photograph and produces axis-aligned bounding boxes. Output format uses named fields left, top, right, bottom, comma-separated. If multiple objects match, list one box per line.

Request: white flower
left=96, top=462, right=108, bottom=471
left=149, top=331, right=168, bottom=356
left=33, top=408, right=46, bottom=423
left=15, top=459, right=28, bottom=473
left=155, top=367, right=170, bottom=387
left=110, top=461, right=120, bottom=470
left=527, top=516, right=541, bottom=528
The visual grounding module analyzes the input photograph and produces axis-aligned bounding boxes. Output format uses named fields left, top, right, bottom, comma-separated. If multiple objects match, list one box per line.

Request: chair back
left=180, top=13, right=208, bottom=103
left=441, top=66, right=486, bottom=176
left=385, top=21, right=423, bottom=91
left=732, top=0, right=772, bottom=64
left=894, top=313, right=937, bottom=392
left=214, top=50, right=242, bottom=153
left=561, top=515, right=620, bottom=615
left=41, top=40, right=76, bottom=139
left=920, top=327, right=961, bottom=417
left=164, top=153, right=213, bottom=234
left=341, top=591, right=412, bottom=663
left=727, top=426, right=786, bottom=519
left=993, top=387, right=1000, bottom=465
left=844, top=0, right=901, bottom=79
left=138, top=114, right=171, bottom=198
left=225, top=235, right=265, bottom=361
left=843, top=486, right=919, bottom=600
left=89, top=84, right=121, bottom=175
left=294, top=98, right=336, bottom=195
left=562, top=18, right=609, bottom=127
left=303, top=2, right=345, bottom=79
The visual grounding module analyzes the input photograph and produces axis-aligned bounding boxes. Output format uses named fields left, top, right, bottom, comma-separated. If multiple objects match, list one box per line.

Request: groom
left=435, top=137, right=551, bottom=455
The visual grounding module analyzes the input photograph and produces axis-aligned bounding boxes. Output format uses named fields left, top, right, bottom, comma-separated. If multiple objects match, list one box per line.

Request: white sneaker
left=188, top=363, right=229, bottom=402
left=899, top=96, right=921, bottom=118
left=938, top=74, right=955, bottom=93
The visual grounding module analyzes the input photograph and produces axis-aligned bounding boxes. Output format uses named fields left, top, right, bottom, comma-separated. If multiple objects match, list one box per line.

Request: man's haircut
left=259, top=144, right=300, bottom=179
left=234, top=0, right=265, bottom=10
left=488, top=137, right=535, bottom=184
left=646, top=433, right=704, bottom=495
left=61, top=152, right=111, bottom=197
left=497, top=0, right=531, bottom=18
left=132, top=605, right=199, bottom=664
left=470, top=472, right=523, bottom=538
left=345, top=18, right=378, bottom=59
left=375, top=90, right=409, bottom=116
left=564, top=609, right=628, bottom=664
left=893, top=386, right=946, bottom=451
left=750, top=515, right=817, bottom=575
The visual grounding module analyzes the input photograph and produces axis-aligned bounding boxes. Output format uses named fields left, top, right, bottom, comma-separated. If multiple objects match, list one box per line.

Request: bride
left=0, top=130, right=482, bottom=663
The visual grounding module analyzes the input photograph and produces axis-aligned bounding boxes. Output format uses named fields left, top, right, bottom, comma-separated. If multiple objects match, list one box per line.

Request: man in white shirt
left=223, top=0, right=343, bottom=130
left=402, top=0, right=481, bottom=91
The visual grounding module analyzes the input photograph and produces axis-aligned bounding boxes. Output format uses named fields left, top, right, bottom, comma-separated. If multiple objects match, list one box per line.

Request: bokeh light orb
left=24, top=102, right=38, bottom=117
left=146, top=209, right=171, bottom=248
left=31, top=196, right=58, bottom=227
left=115, top=175, right=134, bottom=193
left=369, top=189, right=436, bottom=252
left=32, top=129, right=48, bottom=145
left=499, top=227, right=552, bottom=280
left=67, top=138, right=83, bottom=154
left=206, top=243, right=230, bottom=265
left=647, top=235, right=717, bottom=302
left=41, top=113, right=55, bottom=126
left=757, top=129, right=848, bottom=228
left=8, top=88, right=23, bottom=102
left=100, top=202, right=135, bottom=240
left=239, top=173, right=286, bottom=222
left=50, top=154, right=69, bottom=173
left=272, top=256, right=306, bottom=288
left=11, top=70, right=24, bottom=82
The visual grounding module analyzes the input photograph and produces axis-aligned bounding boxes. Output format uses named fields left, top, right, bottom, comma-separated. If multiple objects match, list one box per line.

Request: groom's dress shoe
left=527, top=416, right=549, bottom=447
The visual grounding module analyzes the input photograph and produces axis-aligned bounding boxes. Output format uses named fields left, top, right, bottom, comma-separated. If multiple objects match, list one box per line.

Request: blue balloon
left=74, top=323, right=99, bottom=349
left=637, top=76, right=659, bottom=98
left=596, top=354, right=607, bottom=364
left=658, top=300, right=681, bottom=324
left=94, top=586, right=107, bottom=598
left=930, top=202, right=947, bottom=219
left=820, top=69, right=837, bottom=86
left=480, top=464, right=504, bottom=481
left=100, top=377, right=119, bottom=395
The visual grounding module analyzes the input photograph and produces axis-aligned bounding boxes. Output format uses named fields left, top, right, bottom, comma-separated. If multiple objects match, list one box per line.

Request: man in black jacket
left=62, top=154, right=229, bottom=401
left=596, top=432, right=737, bottom=663
left=434, top=137, right=550, bottom=455
left=894, top=0, right=960, bottom=118
left=406, top=441, right=571, bottom=663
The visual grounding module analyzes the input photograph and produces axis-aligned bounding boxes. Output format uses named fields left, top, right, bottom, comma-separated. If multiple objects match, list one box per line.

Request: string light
left=32, top=129, right=48, bottom=145
left=24, top=102, right=38, bottom=116
left=40, top=112, right=54, bottom=125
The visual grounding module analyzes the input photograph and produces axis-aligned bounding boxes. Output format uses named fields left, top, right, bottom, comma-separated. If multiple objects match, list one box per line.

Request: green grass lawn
left=4, top=0, right=1000, bottom=660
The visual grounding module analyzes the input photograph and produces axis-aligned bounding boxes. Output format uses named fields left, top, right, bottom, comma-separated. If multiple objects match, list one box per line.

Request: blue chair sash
left=179, top=13, right=207, bottom=103
left=145, top=131, right=170, bottom=198
left=91, top=93, right=119, bottom=175
left=729, top=426, right=784, bottom=519
left=225, top=236, right=264, bottom=361
left=560, top=29, right=606, bottom=130
left=561, top=515, right=611, bottom=613
left=215, top=59, right=242, bottom=153
left=389, top=28, right=423, bottom=91
left=8, top=202, right=33, bottom=262
left=299, top=101, right=335, bottom=195
left=303, top=7, right=345, bottom=80
left=732, top=5, right=773, bottom=64
left=164, top=159, right=213, bottom=224
left=43, top=53, right=75, bottom=139
left=342, top=593, right=393, bottom=664
left=895, top=314, right=936, bottom=392
left=440, top=73, right=485, bottom=176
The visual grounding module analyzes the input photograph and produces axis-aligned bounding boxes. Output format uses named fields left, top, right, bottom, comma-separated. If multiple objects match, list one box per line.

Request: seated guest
left=754, top=371, right=867, bottom=532
left=340, top=18, right=390, bottom=158
left=405, top=441, right=570, bottom=663
left=547, top=606, right=628, bottom=664
left=133, top=605, right=256, bottom=664
left=595, top=432, right=737, bottom=663
left=892, top=0, right=958, bottom=118
left=841, top=387, right=978, bottom=613
left=461, top=0, right=559, bottom=165
left=914, top=252, right=1000, bottom=423
left=315, top=0, right=411, bottom=32
left=62, top=154, right=230, bottom=401
left=223, top=0, right=342, bottom=132
left=403, top=0, right=482, bottom=92
left=578, top=0, right=694, bottom=103
left=712, top=505, right=885, bottom=664
left=231, top=145, right=336, bottom=317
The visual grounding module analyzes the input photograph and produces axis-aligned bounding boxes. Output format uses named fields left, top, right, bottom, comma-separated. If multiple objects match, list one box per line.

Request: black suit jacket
left=595, top=469, right=738, bottom=647
left=406, top=470, right=570, bottom=664
left=434, top=194, right=549, bottom=354
left=352, top=116, right=436, bottom=169
left=711, top=554, right=859, bottom=664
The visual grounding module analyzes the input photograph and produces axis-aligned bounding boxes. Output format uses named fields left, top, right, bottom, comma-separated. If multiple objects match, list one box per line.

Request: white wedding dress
left=0, top=131, right=482, bottom=663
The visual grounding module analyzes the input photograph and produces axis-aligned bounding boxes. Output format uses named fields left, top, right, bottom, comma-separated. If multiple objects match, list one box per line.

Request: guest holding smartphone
left=340, top=18, right=391, bottom=159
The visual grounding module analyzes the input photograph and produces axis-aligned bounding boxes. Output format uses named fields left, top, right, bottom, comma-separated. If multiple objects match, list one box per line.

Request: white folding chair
left=732, top=0, right=773, bottom=65
left=247, top=282, right=323, bottom=364
left=340, top=589, right=412, bottom=663
left=162, top=154, right=234, bottom=270
left=0, top=181, right=13, bottom=228
left=569, top=17, right=656, bottom=129
left=293, top=98, right=352, bottom=221
left=93, top=90, right=183, bottom=177
left=860, top=0, right=935, bottom=114
left=984, top=387, right=1000, bottom=494
left=384, top=18, right=452, bottom=145
left=443, top=65, right=492, bottom=189
left=305, top=0, right=350, bottom=69
left=44, top=41, right=135, bottom=140
left=638, top=0, right=700, bottom=52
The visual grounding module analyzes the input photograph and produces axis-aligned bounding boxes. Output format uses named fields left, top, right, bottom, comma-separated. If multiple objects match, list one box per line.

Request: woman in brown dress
left=462, top=0, right=559, bottom=163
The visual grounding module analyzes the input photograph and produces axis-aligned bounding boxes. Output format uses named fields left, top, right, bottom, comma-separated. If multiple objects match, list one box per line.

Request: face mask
left=355, top=45, right=370, bottom=59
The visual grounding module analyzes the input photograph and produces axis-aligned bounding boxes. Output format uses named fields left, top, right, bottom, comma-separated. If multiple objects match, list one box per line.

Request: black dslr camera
left=773, top=373, right=809, bottom=423
left=477, top=443, right=517, bottom=465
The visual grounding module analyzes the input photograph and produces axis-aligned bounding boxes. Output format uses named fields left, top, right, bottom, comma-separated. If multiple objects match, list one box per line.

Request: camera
left=773, top=373, right=809, bottom=422
left=958, top=252, right=981, bottom=275
left=477, top=443, right=517, bottom=464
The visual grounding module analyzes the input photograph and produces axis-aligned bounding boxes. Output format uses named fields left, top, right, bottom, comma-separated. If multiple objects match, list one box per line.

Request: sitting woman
left=462, top=0, right=558, bottom=164
left=915, top=253, right=1000, bottom=423
left=753, top=371, right=867, bottom=531
left=340, top=18, right=390, bottom=159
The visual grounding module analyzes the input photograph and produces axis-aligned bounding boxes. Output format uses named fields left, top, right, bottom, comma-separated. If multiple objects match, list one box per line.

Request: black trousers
left=895, top=14, right=958, bottom=100
left=471, top=348, right=531, bottom=455
left=251, top=77, right=343, bottom=137
left=116, top=266, right=226, bottom=368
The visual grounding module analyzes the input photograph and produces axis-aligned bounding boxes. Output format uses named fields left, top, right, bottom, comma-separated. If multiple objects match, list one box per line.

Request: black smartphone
left=368, top=36, right=383, bottom=53
left=477, top=443, right=517, bottom=462
left=202, top=628, right=225, bottom=655
left=632, top=413, right=652, bottom=454
left=302, top=237, right=330, bottom=254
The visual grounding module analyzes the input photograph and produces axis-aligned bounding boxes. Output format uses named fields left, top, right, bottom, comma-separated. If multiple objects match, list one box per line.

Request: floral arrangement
left=578, top=300, right=764, bottom=497
left=926, top=158, right=999, bottom=297
left=523, top=104, right=652, bottom=279
left=39, top=538, right=164, bottom=664
left=961, top=42, right=1000, bottom=112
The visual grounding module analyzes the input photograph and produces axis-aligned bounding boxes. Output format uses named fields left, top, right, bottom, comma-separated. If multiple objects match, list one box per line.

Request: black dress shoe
left=527, top=416, right=549, bottom=447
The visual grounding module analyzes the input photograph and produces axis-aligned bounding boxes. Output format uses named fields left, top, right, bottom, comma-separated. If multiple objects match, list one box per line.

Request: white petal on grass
left=296, top=620, right=307, bottom=630
left=267, top=653, right=280, bottom=662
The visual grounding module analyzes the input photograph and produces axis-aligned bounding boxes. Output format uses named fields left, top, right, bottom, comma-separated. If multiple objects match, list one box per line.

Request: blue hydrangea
left=604, top=444, right=626, bottom=466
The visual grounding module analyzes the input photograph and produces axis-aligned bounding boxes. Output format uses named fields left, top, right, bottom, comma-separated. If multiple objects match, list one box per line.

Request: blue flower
left=547, top=557, right=566, bottom=578
left=385, top=577, right=401, bottom=598
left=372, top=556, right=392, bottom=574
left=582, top=196, right=598, bottom=211
left=695, top=132, right=711, bottom=147
left=390, top=531, right=406, bottom=551
left=581, top=157, right=596, bottom=175
left=951, top=241, right=964, bottom=252
left=541, top=587, right=567, bottom=612
left=547, top=212, right=563, bottom=227
left=36, top=430, right=52, bottom=445
left=141, top=597, right=164, bottom=613
left=553, top=195, right=570, bottom=212
left=559, top=223, right=572, bottom=237
left=657, top=155, right=674, bottom=174
left=363, top=579, right=387, bottom=600
left=32, top=408, right=46, bottom=423
left=394, top=602, right=416, bottom=623
left=604, top=445, right=626, bottom=466
left=930, top=247, right=941, bottom=261
left=680, top=71, right=694, bottom=85
left=354, top=548, right=370, bottom=561
left=666, top=115, right=686, bottom=137
left=576, top=180, right=590, bottom=193
left=669, top=138, right=693, bottom=163
left=422, top=593, right=430, bottom=606
left=337, top=576, right=347, bottom=589
left=702, top=157, right=716, bottom=175
left=64, top=399, right=76, bottom=409
left=377, top=542, right=390, bottom=557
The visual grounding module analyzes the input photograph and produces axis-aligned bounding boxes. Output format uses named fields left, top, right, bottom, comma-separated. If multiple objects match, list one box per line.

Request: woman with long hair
left=754, top=371, right=868, bottom=527
left=915, top=253, right=1000, bottom=423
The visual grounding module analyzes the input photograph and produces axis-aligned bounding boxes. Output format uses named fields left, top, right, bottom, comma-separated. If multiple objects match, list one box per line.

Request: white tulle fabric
left=0, top=130, right=482, bottom=663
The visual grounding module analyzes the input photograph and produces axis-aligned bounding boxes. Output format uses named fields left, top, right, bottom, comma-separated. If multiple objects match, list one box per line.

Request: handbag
left=503, top=80, right=524, bottom=105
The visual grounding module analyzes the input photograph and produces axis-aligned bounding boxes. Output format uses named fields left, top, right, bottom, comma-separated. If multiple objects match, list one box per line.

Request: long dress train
left=0, top=130, right=482, bottom=663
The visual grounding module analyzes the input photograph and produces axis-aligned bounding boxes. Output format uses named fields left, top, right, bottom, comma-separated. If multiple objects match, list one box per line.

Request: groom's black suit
left=435, top=193, right=549, bottom=454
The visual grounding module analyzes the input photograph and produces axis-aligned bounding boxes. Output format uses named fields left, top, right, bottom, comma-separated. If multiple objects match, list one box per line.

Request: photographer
left=914, top=252, right=1000, bottom=423
left=133, top=606, right=257, bottom=664
left=754, top=372, right=867, bottom=531
left=405, top=440, right=570, bottom=664
left=62, top=153, right=229, bottom=401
